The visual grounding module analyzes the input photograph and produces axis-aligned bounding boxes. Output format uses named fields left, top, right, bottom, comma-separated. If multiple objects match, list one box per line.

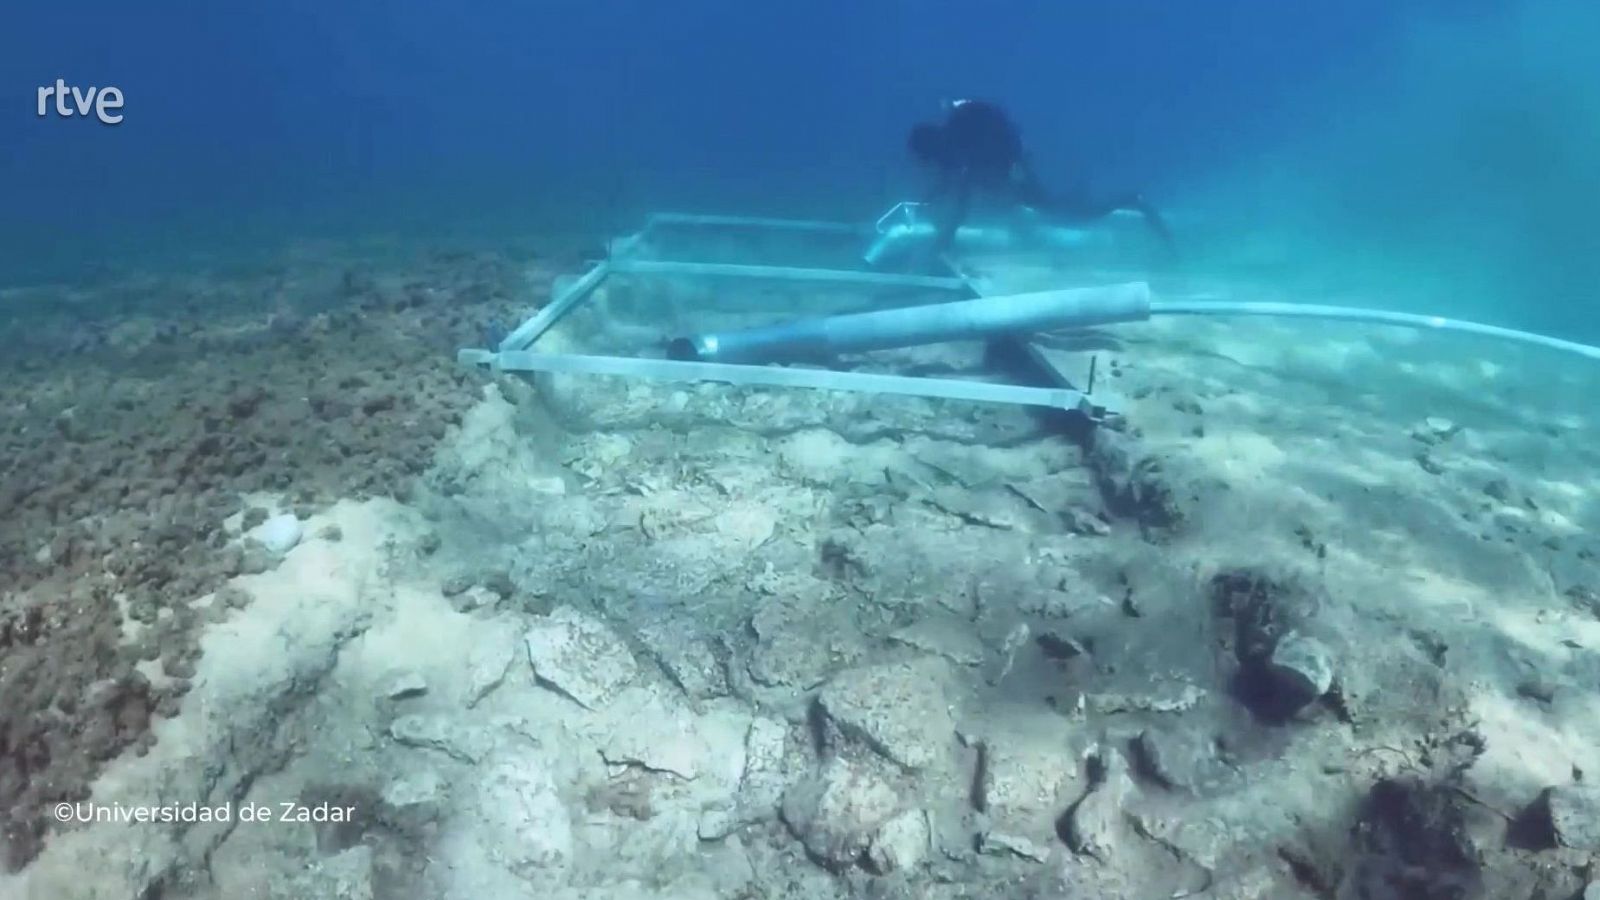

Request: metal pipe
left=1151, top=299, right=1600, bottom=362
left=484, top=349, right=1097, bottom=412
left=667, top=282, right=1151, bottom=363
left=646, top=212, right=861, bottom=234
left=863, top=221, right=1114, bottom=269
left=862, top=202, right=1171, bottom=270
left=610, top=258, right=967, bottom=291
left=498, top=260, right=610, bottom=352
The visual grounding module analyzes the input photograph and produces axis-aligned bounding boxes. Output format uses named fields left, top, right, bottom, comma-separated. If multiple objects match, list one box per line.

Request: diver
left=903, top=98, right=1175, bottom=262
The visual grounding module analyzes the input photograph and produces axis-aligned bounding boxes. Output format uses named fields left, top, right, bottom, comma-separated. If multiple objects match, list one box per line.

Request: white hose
left=1149, top=300, right=1600, bottom=363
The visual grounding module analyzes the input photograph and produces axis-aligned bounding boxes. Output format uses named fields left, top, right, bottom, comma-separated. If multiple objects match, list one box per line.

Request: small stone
left=697, top=806, right=739, bottom=841
left=380, top=769, right=445, bottom=833
left=317, top=524, right=343, bottom=542
left=1424, top=417, right=1458, bottom=437
left=217, top=586, right=252, bottom=609
left=449, top=585, right=497, bottom=614
left=480, top=570, right=515, bottom=600
left=1415, top=452, right=1444, bottom=475
left=1483, top=478, right=1513, bottom=504
left=441, top=574, right=473, bottom=597
left=1171, top=396, right=1203, bottom=415
left=239, top=543, right=275, bottom=575
left=1517, top=679, right=1557, bottom=704
left=384, top=670, right=428, bottom=700
left=866, top=808, right=930, bottom=873
left=1267, top=631, right=1335, bottom=706
left=251, top=514, right=303, bottom=555
left=53, top=409, right=88, bottom=442
left=241, top=507, right=270, bottom=530
left=1066, top=509, right=1111, bottom=536
left=977, top=830, right=1051, bottom=863
left=1567, top=586, right=1600, bottom=620
left=1133, top=727, right=1228, bottom=793
left=1066, top=749, right=1135, bottom=862
left=417, top=532, right=442, bottom=556
left=1036, top=629, right=1087, bottom=660
left=990, top=623, right=1032, bottom=685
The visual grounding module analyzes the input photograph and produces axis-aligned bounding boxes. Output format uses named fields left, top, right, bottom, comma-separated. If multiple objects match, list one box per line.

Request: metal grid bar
left=497, top=259, right=610, bottom=352
left=644, top=212, right=861, bottom=233
left=474, top=349, right=1093, bottom=412
left=467, top=210, right=1115, bottom=421
left=608, top=258, right=969, bottom=291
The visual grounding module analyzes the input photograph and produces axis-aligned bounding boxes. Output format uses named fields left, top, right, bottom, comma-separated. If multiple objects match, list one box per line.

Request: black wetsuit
left=915, top=99, right=1173, bottom=255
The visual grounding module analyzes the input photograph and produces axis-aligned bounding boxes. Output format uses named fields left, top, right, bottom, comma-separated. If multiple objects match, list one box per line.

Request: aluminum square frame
left=456, top=210, right=1116, bottom=419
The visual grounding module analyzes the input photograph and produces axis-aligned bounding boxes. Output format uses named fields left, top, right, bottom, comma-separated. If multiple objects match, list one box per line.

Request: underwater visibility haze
left=3, top=2, right=1600, bottom=899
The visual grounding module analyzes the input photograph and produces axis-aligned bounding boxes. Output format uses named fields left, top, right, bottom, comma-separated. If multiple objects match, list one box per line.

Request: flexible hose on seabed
left=670, top=280, right=1600, bottom=366
left=1150, top=300, right=1600, bottom=363
left=859, top=205, right=1600, bottom=363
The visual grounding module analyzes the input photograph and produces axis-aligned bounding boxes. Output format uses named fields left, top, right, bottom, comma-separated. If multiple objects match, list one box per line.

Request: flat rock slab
left=380, top=768, right=446, bottom=834
left=781, top=756, right=903, bottom=868
left=749, top=600, right=859, bottom=689
left=737, top=717, right=789, bottom=822
left=382, top=669, right=428, bottom=700
left=524, top=606, right=638, bottom=710
left=465, top=630, right=519, bottom=708
left=636, top=619, right=728, bottom=700
left=888, top=617, right=986, bottom=667
left=597, top=690, right=729, bottom=782
left=818, top=657, right=958, bottom=770
left=390, top=715, right=485, bottom=763
left=866, top=808, right=930, bottom=874
left=473, top=753, right=573, bottom=880
left=975, top=716, right=1078, bottom=853
left=1134, top=726, right=1232, bottom=794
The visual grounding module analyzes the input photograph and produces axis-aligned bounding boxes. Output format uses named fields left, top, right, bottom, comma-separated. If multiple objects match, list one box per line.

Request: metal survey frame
left=456, top=210, right=1119, bottom=419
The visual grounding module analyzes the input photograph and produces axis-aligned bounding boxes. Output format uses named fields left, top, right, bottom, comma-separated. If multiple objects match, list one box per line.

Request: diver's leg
left=1035, top=187, right=1176, bottom=252
left=1118, top=192, right=1176, bottom=251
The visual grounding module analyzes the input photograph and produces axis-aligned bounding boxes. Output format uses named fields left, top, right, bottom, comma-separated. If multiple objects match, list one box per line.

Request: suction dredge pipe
left=667, top=284, right=1600, bottom=366
left=666, top=283, right=1153, bottom=363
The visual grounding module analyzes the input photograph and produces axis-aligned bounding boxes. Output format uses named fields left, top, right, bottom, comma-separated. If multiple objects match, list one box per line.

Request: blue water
left=2, top=0, right=1596, bottom=338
